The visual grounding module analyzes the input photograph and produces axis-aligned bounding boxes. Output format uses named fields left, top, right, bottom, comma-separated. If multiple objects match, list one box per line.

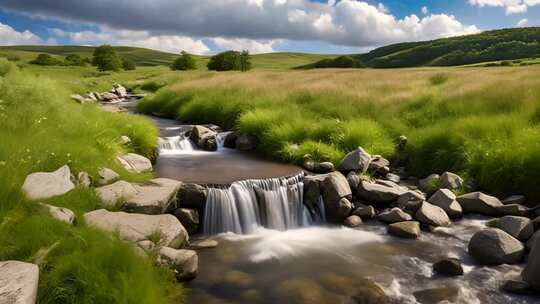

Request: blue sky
left=0, top=0, right=538, bottom=54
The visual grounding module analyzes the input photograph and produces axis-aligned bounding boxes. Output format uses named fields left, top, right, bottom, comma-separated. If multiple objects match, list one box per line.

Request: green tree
left=92, top=45, right=122, bottom=72
left=207, top=50, right=242, bottom=71
left=64, top=54, right=85, bottom=66
left=122, top=58, right=136, bottom=71
left=239, top=50, right=252, bottom=72
left=170, top=51, right=197, bottom=70
left=30, top=53, right=61, bottom=66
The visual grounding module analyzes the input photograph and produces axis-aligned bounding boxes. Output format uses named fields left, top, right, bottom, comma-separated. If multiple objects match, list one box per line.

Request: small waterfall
left=158, top=135, right=197, bottom=154
left=203, top=173, right=319, bottom=235
left=217, top=131, right=232, bottom=150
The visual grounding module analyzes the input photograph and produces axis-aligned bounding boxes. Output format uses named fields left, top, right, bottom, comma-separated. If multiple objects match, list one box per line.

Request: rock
left=0, top=261, right=39, bottom=304
left=100, top=91, right=119, bottom=101
left=356, top=181, right=404, bottom=204
left=95, top=180, right=138, bottom=207
left=97, top=167, right=119, bottom=185
left=321, top=172, right=353, bottom=222
left=120, top=135, right=131, bottom=145
left=116, top=153, right=153, bottom=173
left=418, top=174, right=440, bottom=193
left=177, top=183, right=208, bottom=209
left=84, top=209, right=188, bottom=248
left=533, top=216, right=540, bottom=231
left=501, top=280, right=533, bottom=295
left=190, top=125, right=218, bottom=151
left=190, top=239, right=218, bottom=250
left=235, top=134, right=257, bottom=151
left=86, top=92, right=98, bottom=101
left=316, top=162, right=335, bottom=173
left=386, top=173, right=400, bottom=184
left=378, top=208, right=412, bottom=224
left=326, top=198, right=353, bottom=223
left=498, top=203, right=529, bottom=216
left=40, top=203, right=75, bottom=224
left=388, top=221, right=421, bottom=239
left=113, top=84, right=127, bottom=97
left=368, top=155, right=390, bottom=175
left=137, top=240, right=156, bottom=253
left=413, top=286, right=459, bottom=304
left=303, top=176, right=322, bottom=210
left=375, top=179, right=403, bottom=190
left=523, top=233, right=540, bottom=291
left=158, top=247, right=198, bottom=281
left=415, top=201, right=450, bottom=227
left=352, top=204, right=376, bottom=219
left=433, top=258, right=463, bottom=276
left=468, top=228, right=525, bottom=265
left=22, top=165, right=75, bottom=200
left=503, top=195, right=527, bottom=205
left=497, top=216, right=534, bottom=241
left=222, top=270, right=254, bottom=288
left=223, top=131, right=238, bottom=149
left=122, top=182, right=181, bottom=214
left=77, top=171, right=91, bottom=188
left=346, top=171, right=360, bottom=193
left=457, top=192, right=503, bottom=216
left=439, top=172, right=463, bottom=190
left=337, top=147, right=371, bottom=173
left=397, top=191, right=425, bottom=214
left=71, top=94, right=85, bottom=103
left=174, top=208, right=199, bottom=235
left=428, top=189, right=463, bottom=218
left=350, top=279, right=390, bottom=304
left=526, top=230, right=540, bottom=250
left=344, top=215, right=362, bottom=227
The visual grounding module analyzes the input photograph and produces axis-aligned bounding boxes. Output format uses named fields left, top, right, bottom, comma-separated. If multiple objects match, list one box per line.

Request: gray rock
left=498, top=204, right=529, bottom=217
left=116, top=153, right=153, bottom=173
left=177, top=183, right=208, bottom=209
left=158, top=247, right=198, bottom=281
left=21, top=165, right=75, bottom=200
left=397, top=191, right=425, bottom=214
left=439, top=172, right=463, bottom=190
left=503, top=195, right=527, bottom=205
left=457, top=192, right=503, bottom=216
left=368, top=155, right=390, bottom=175
left=418, top=174, right=440, bottom=193
left=95, top=180, right=138, bottom=207
left=97, top=167, right=119, bottom=185
left=433, top=258, right=463, bottom=276
left=223, top=132, right=238, bottom=149
left=77, top=171, right=91, bottom=188
left=346, top=171, right=360, bottom=193
left=303, top=176, right=322, bottom=210
left=236, top=134, right=257, bottom=151
left=533, top=216, right=540, bottom=231
left=84, top=209, right=188, bottom=248
left=0, top=261, right=39, bottom=304
left=321, top=172, right=352, bottom=209
left=325, top=197, right=353, bottom=223
left=122, top=181, right=181, bottom=214
left=120, top=135, right=131, bottom=145
left=501, top=280, right=532, bottom=295
left=40, top=203, right=75, bottom=224
left=527, top=231, right=540, bottom=251
left=388, top=221, right=421, bottom=239
left=386, top=173, right=400, bottom=184
left=357, top=181, right=404, bottom=204
left=468, top=228, right=525, bottom=265
left=190, top=125, right=218, bottom=151
left=113, top=84, right=127, bottom=97
left=317, top=162, right=335, bottom=173
left=174, top=208, right=199, bottom=235
left=344, top=215, right=362, bottom=227
left=137, top=240, right=156, bottom=253
left=497, top=216, right=534, bottom=241
left=190, top=239, right=218, bottom=250
left=523, top=231, right=540, bottom=291
left=352, top=204, right=376, bottom=219
left=100, top=91, right=119, bottom=101
left=378, top=208, right=412, bottom=224
left=338, top=147, right=371, bottom=173
left=415, top=201, right=450, bottom=227
left=428, top=189, right=463, bottom=218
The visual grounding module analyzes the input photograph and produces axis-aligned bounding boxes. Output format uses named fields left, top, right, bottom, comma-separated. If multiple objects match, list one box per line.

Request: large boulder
left=113, top=84, right=127, bottom=97
left=337, top=147, right=371, bottom=173
left=352, top=204, right=376, bottom=219
left=174, top=208, right=199, bottom=235
left=498, top=203, right=529, bottom=217
left=0, top=261, right=39, bottom=304
left=523, top=233, right=540, bottom=291
left=303, top=175, right=323, bottom=210
left=122, top=180, right=181, bottom=215
left=428, top=189, right=463, bottom=218
left=397, top=191, right=425, bottom=214
left=439, top=172, right=463, bottom=190
left=84, top=209, right=188, bottom=248
left=457, top=192, right=503, bottom=216
left=497, top=216, right=534, bottom=241
left=378, top=208, right=412, bottom=224
left=433, top=258, right=463, bottom=276
left=97, top=168, right=119, bottom=185
left=502, top=195, right=527, bottom=205
left=235, top=134, right=257, bottom=151
left=418, top=174, right=439, bottom=193
left=368, top=155, right=390, bottom=176
left=95, top=180, right=138, bottom=207
left=321, top=172, right=353, bottom=222
left=116, top=153, right=153, bottom=173
left=415, top=201, right=450, bottom=227
left=326, top=198, right=353, bottom=223
left=223, top=131, right=238, bottom=149
left=40, top=203, right=75, bottom=224
left=346, top=171, right=360, bottom=193
left=22, top=165, right=75, bottom=200
left=177, top=183, right=208, bottom=209
left=158, top=247, right=198, bottom=282
left=468, top=228, right=525, bottom=265
left=388, top=221, right=421, bottom=239
left=190, top=125, right=218, bottom=151
left=344, top=215, right=362, bottom=227
left=356, top=181, right=404, bottom=204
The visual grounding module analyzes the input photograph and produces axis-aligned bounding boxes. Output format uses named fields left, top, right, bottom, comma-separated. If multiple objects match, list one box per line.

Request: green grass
left=0, top=59, right=183, bottom=303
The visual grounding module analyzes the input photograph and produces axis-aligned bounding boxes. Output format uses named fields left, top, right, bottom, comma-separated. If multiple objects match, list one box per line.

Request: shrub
left=31, top=53, right=61, bottom=66
left=92, top=45, right=122, bottom=72
left=122, top=58, right=136, bottom=71
left=140, top=80, right=166, bottom=92
left=313, top=56, right=365, bottom=69
left=500, top=60, right=512, bottom=66
left=170, top=51, right=197, bottom=71
left=429, top=73, right=449, bottom=85
left=64, top=54, right=86, bottom=66
left=207, top=50, right=250, bottom=71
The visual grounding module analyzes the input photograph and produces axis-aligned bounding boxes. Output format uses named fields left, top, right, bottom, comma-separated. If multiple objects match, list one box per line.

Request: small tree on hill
left=31, top=53, right=61, bottom=66
left=64, top=54, right=86, bottom=66
left=122, top=58, right=136, bottom=71
left=239, top=50, right=252, bottom=72
left=170, top=51, right=197, bottom=70
left=207, top=50, right=243, bottom=71
left=92, top=45, right=122, bottom=72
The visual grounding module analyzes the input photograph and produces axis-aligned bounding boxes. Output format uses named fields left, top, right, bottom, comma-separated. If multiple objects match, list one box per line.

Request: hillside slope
left=355, top=27, right=540, bottom=68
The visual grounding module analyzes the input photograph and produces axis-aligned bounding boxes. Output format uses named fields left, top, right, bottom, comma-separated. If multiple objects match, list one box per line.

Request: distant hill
left=354, top=27, right=540, bottom=68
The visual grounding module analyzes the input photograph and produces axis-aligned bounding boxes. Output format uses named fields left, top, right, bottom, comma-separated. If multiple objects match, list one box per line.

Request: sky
left=0, top=0, right=539, bottom=55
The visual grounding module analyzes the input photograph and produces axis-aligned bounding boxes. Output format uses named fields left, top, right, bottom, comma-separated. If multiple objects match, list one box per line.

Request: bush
left=64, top=54, right=86, bottom=66
left=170, top=51, right=197, bottom=71
left=92, top=45, right=122, bottom=72
left=31, top=53, right=62, bottom=66
left=140, top=80, right=166, bottom=92
left=429, top=73, right=449, bottom=85
left=311, top=56, right=365, bottom=69
left=500, top=60, right=512, bottom=66
left=207, top=50, right=251, bottom=71
left=122, top=58, right=136, bottom=71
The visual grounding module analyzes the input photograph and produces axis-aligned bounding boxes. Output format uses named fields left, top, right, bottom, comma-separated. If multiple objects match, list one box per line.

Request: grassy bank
left=0, top=59, right=183, bottom=303
left=138, top=67, right=540, bottom=200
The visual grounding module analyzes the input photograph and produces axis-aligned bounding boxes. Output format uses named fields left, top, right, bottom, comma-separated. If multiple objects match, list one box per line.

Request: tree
left=170, top=51, right=197, bottom=70
left=92, top=45, right=122, bottom=71
left=239, top=50, right=252, bottom=72
left=64, top=54, right=86, bottom=66
left=31, top=53, right=61, bottom=66
left=122, top=58, right=136, bottom=71
left=207, top=50, right=243, bottom=71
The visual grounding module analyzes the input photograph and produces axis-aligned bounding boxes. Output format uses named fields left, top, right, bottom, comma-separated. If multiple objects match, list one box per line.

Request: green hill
left=355, top=27, right=540, bottom=68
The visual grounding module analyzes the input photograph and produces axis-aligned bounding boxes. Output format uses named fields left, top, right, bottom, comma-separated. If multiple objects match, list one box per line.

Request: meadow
left=138, top=66, right=540, bottom=200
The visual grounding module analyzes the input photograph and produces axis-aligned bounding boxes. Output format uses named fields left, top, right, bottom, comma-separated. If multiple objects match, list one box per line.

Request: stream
left=133, top=101, right=538, bottom=304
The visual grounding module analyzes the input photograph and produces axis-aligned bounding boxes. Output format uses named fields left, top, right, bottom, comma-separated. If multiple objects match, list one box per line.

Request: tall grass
left=0, top=59, right=182, bottom=303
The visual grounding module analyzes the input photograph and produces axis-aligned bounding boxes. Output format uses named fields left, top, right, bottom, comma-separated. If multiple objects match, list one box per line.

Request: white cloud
left=1, top=0, right=479, bottom=49
left=0, top=22, right=43, bottom=45
left=51, top=27, right=210, bottom=54
left=421, top=6, right=429, bottom=15
left=212, top=37, right=280, bottom=53
left=517, top=18, right=529, bottom=26
left=469, top=0, right=540, bottom=14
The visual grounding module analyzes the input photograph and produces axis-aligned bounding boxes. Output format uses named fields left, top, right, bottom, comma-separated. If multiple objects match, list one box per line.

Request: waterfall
left=216, top=132, right=232, bottom=150
left=203, top=173, right=323, bottom=235
left=158, top=135, right=197, bottom=154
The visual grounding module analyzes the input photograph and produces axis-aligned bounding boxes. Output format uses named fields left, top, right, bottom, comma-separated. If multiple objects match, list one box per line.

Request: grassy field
left=138, top=66, right=540, bottom=200
left=0, top=59, right=184, bottom=303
